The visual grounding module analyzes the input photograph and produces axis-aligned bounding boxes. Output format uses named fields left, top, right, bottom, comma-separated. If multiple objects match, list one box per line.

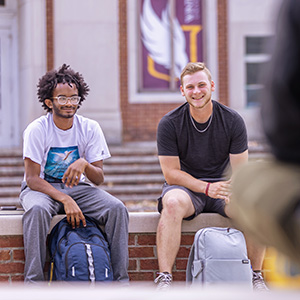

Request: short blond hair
left=180, top=62, right=212, bottom=85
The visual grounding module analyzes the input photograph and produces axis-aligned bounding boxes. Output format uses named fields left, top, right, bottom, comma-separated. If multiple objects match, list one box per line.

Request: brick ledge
left=0, top=212, right=233, bottom=235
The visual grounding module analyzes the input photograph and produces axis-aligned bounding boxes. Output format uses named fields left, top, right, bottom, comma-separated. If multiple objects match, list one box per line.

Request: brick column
left=217, top=0, right=229, bottom=106
left=46, top=0, right=54, bottom=71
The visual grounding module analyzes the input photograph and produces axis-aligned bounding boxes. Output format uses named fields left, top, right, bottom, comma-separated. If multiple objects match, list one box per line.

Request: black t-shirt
left=157, top=100, right=248, bottom=180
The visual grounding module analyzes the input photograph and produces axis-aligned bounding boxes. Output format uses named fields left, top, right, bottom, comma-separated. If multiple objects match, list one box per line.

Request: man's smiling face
left=180, top=70, right=215, bottom=110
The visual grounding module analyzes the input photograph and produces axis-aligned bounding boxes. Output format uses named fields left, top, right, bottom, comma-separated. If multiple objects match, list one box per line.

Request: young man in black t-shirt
left=154, top=62, right=267, bottom=290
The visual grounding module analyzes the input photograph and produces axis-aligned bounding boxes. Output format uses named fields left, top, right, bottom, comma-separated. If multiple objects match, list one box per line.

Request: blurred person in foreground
left=154, top=62, right=268, bottom=291
left=231, top=0, right=300, bottom=267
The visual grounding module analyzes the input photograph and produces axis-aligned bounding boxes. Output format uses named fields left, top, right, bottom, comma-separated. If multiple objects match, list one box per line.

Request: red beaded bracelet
left=205, top=182, right=211, bottom=196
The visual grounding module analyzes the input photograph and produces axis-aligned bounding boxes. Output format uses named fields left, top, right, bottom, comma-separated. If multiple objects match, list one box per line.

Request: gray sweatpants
left=20, top=182, right=129, bottom=283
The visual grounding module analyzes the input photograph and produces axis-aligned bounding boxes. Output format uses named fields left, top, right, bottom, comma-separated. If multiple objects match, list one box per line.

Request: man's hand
left=62, top=158, right=88, bottom=188
left=61, top=194, right=86, bottom=228
left=206, top=180, right=231, bottom=203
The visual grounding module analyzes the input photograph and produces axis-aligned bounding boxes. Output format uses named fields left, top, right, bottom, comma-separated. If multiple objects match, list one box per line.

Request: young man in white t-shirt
left=20, top=64, right=129, bottom=283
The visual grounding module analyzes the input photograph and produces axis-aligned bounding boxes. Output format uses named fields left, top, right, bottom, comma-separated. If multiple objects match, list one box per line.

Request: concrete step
left=0, top=177, right=23, bottom=187
left=0, top=141, right=271, bottom=213
left=0, top=187, right=21, bottom=197
left=0, top=197, right=20, bottom=208
left=0, top=166, right=24, bottom=176
left=0, top=164, right=162, bottom=177
left=0, top=151, right=271, bottom=167
left=0, top=174, right=164, bottom=187
left=0, top=148, right=22, bottom=158
left=106, top=155, right=159, bottom=165
left=104, top=174, right=164, bottom=185
left=0, top=197, right=158, bottom=212
left=0, top=155, right=160, bottom=167
left=104, top=164, right=162, bottom=174
left=0, top=184, right=163, bottom=197
left=0, top=157, right=23, bottom=166
left=102, top=183, right=163, bottom=195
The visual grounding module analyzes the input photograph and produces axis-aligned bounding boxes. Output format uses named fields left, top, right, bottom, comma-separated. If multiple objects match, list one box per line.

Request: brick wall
left=128, top=233, right=194, bottom=281
left=0, top=236, right=25, bottom=282
left=0, top=212, right=276, bottom=284
left=0, top=232, right=195, bottom=283
left=0, top=232, right=276, bottom=284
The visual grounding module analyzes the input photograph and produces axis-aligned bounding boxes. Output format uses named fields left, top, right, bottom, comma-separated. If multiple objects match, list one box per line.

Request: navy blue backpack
left=48, top=216, right=113, bottom=283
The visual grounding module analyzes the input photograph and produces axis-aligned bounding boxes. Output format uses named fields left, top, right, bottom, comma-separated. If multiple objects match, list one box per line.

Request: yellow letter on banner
left=147, top=25, right=203, bottom=81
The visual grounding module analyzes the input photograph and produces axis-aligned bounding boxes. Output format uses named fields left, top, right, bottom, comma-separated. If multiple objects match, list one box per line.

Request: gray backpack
left=186, top=227, right=252, bottom=286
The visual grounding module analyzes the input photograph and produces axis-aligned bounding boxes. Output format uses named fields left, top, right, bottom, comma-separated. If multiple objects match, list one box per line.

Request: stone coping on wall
left=0, top=211, right=234, bottom=235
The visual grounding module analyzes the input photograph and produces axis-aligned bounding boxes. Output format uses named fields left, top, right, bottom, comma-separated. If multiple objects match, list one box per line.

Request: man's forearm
left=26, top=176, right=71, bottom=204
left=84, top=162, right=104, bottom=186
left=164, top=169, right=207, bottom=194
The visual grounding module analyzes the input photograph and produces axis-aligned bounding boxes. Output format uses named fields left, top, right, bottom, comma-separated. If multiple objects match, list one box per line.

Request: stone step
left=0, top=198, right=157, bottom=212
left=0, top=187, right=21, bottom=197
left=0, top=157, right=23, bottom=167
left=0, top=141, right=270, bottom=212
left=0, top=192, right=161, bottom=204
left=0, top=149, right=22, bottom=158
left=0, top=177, right=23, bottom=187
left=0, top=151, right=271, bottom=168
left=102, top=183, right=163, bottom=195
left=104, top=174, right=164, bottom=185
left=0, top=174, right=164, bottom=187
left=0, top=166, right=24, bottom=177
left=0, top=141, right=269, bottom=160
left=0, top=155, right=160, bottom=167
left=0, top=197, right=21, bottom=208
left=104, top=164, right=162, bottom=174
left=0, top=194, right=159, bottom=211
left=0, top=183, right=163, bottom=196
left=0, top=164, right=162, bottom=177
left=106, top=155, right=159, bottom=165
left=0, top=183, right=163, bottom=197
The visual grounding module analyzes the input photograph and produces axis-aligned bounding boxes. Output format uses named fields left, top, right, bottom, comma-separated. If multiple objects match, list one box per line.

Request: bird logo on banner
left=140, top=0, right=189, bottom=80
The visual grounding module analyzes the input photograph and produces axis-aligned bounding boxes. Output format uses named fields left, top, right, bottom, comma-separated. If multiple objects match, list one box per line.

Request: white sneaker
left=154, top=272, right=172, bottom=291
left=252, top=271, right=269, bottom=291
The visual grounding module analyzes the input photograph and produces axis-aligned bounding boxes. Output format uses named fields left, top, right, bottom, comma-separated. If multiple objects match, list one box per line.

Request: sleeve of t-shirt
left=229, top=113, right=248, bottom=154
left=23, top=121, right=45, bottom=165
left=84, top=120, right=111, bottom=163
left=157, top=116, right=179, bottom=156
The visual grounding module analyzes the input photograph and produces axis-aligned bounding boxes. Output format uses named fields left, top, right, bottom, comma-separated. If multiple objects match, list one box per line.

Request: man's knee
left=23, top=204, right=51, bottom=221
left=161, top=191, right=193, bottom=218
left=109, top=197, right=129, bottom=219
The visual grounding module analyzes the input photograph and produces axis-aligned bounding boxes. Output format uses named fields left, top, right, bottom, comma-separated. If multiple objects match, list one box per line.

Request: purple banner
left=140, top=0, right=203, bottom=91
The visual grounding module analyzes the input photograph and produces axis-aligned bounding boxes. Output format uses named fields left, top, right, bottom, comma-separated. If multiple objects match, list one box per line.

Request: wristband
left=205, top=182, right=211, bottom=196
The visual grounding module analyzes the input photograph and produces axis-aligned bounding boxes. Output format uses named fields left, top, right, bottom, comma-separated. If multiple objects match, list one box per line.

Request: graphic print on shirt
left=44, top=146, right=79, bottom=182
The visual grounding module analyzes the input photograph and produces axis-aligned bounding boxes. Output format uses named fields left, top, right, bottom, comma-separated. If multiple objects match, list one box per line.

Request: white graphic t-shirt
left=23, top=113, right=110, bottom=182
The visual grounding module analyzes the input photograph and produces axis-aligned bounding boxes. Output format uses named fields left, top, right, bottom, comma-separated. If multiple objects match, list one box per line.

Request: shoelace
left=154, top=272, right=172, bottom=284
left=253, top=272, right=269, bottom=291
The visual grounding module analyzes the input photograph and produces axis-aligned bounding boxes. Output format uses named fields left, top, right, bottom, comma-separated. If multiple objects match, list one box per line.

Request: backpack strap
left=186, top=243, right=195, bottom=282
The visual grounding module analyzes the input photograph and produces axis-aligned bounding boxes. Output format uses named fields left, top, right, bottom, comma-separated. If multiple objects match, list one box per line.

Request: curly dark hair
left=37, top=64, right=90, bottom=112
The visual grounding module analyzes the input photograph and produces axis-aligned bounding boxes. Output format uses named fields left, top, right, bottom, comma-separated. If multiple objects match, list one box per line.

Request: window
left=245, top=36, right=273, bottom=107
left=138, top=0, right=203, bottom=92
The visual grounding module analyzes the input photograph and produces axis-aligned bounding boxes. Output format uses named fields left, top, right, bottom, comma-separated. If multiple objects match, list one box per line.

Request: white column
left=18, top=0, right=47, bottom=135
left=53, top=0, right=122, bottom=144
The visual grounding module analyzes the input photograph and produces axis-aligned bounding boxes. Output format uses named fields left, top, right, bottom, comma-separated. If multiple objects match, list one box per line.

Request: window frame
left=244, top=37, right=272, bottom=107
left=127, top=0, right=219, bottom=104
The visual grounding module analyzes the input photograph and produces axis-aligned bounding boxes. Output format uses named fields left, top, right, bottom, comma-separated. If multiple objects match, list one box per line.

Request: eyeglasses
left=52, top=96, right=81, bottom=105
